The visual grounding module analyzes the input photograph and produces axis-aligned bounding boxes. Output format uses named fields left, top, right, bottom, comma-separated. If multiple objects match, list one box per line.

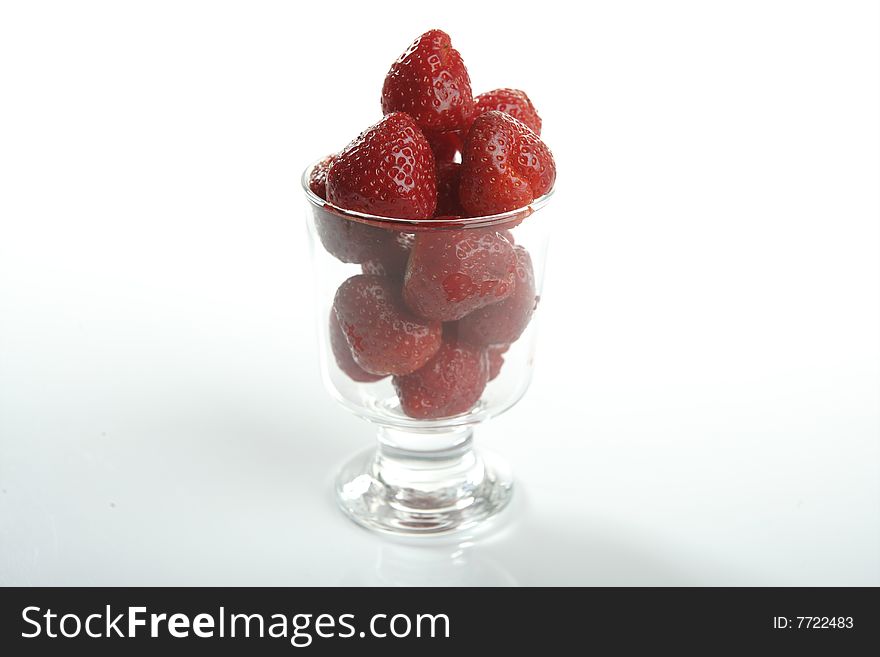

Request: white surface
left=1, top=0, right=879, bottom=586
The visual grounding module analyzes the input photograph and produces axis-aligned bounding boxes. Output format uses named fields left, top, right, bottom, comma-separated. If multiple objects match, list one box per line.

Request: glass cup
left=303, top=162, right=554, bottom=536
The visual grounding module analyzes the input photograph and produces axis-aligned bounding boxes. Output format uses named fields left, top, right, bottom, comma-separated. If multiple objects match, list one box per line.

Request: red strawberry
left=381, top=30, right=475, bottom=134
left=435, top=162, right=464, bottom=217
left=333, top=274, right=442, bottom=376
left=313, top=210, right=392, bottom=264
left=459, top=245, right=537, bottom=346
left=310, top=154, right=394, bottom=264
left=427, top=130, right=465, bottom=165
left=361, top=232, right=414, bottom=279
left=474, top=88, right=542, bottom=134
left=487, top=344, right=510, bottom=381
left=459, top=111, right=556, bottom=216
left=403, top=229, right=516, bottom=321
left=327, top=113, right=436, bottom=219
left=392, top=339, right=489, bottom=419
left=308, top=154, right=336, bottom=199
left=328, top=310, right=387, bottom=383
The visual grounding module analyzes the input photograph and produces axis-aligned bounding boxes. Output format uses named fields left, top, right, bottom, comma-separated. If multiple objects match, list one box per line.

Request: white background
left=1, top=0, right=878, bottom=585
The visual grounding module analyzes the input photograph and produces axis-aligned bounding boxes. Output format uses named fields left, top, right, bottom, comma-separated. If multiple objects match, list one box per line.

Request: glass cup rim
left=301, top=160, right=555, bottom=230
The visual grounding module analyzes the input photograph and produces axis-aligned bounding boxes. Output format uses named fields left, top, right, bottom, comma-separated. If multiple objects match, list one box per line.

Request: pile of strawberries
left=309, top=30, right=556, bottom=419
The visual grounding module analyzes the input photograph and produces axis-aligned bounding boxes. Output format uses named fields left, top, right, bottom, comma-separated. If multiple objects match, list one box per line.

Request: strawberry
left=392, top=338, right=489, bottom=419
left=474, top=88, right=542, bottom=134
left=310, top=153, right=395, bottom=264
left=434, top=162, right=464, bottom=217
left=313, top=210, right=393, bottom=264
left=459, top=245, right=537, bottom=346
left=333, top=274, right=442, bottom=376
left=361, top=232, right=414, bottom=279
left=459, top=111, right=556, bottom=216
left=427, top=130, right=465, bottom=165
left=403, top=229, right=516, bottom=321
left=327, top=112, right=436, bottom=219
left=328, top=310, right=387, bottom=383
left=487, top=344, right=509, bottom=381
left=308, top=154, right=336, bottom=199
left=381, top=30, right=475, bottom=135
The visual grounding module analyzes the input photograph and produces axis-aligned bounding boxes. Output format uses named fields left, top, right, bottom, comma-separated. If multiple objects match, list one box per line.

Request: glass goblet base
left=335, top=426, right=513, bottom=536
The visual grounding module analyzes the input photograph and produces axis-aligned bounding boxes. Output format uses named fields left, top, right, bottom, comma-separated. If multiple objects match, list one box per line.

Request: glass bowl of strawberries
left=303, top=30, right=556, bottom=536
